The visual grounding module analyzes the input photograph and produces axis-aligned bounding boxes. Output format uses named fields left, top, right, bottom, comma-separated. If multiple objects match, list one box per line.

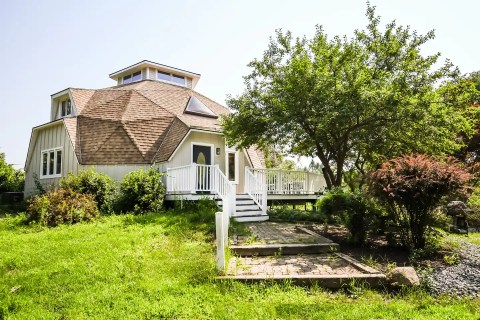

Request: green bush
left=317, top=189, right=384, bottom=245
left=268, top=207, right=328, bottom=223
left=26, top=188, right=99, bottom=226
left=60, top=169, right=117, bottom=214
left=467, top=188, right=480, bottom=229
left=119, top=168, right=165, bottom=214
left=0, top=152, right=24, bottom=192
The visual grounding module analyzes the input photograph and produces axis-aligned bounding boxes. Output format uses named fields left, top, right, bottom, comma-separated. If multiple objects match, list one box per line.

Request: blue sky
left=0, top=0, right=478, bottom=168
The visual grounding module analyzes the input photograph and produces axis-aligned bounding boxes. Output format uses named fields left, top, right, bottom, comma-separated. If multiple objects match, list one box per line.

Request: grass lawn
left=1, top=212, right=479, bottom=319
left=450, top=232, right=480, bottom=246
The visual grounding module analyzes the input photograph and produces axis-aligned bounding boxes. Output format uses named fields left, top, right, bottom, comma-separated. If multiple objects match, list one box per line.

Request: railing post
left=166, top=168, right=171, bottom=193
left=191, top=163, right=197, bottom=193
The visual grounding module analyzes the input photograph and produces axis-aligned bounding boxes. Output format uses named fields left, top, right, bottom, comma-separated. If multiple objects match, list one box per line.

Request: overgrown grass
left=1, top=212, right=480, bottom=319
left=449, top=232, right=480, bottom=246
left=268, top=207, right=327, bottom=223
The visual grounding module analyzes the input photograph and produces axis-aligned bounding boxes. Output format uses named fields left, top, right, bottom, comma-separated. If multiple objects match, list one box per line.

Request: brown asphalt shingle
left=67, top=80, right=264, bottom=166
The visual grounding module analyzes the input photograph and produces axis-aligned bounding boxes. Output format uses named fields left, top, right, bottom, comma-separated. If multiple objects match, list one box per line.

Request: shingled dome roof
left=66, top=80, right=230, bottom=164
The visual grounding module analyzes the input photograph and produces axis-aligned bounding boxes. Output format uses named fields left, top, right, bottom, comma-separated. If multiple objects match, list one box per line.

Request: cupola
left=109, top=60, right=201, bottom=89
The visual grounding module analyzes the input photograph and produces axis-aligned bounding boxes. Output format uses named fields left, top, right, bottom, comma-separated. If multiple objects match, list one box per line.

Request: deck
left=165, top=164, right=327, bottom=221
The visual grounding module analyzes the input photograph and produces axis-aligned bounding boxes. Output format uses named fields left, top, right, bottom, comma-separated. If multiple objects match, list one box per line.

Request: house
left=24, top=60, right=327, bottom=221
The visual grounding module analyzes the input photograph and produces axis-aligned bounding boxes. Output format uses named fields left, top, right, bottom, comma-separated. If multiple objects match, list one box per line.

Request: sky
left=0, top=0, right=479, bottom=168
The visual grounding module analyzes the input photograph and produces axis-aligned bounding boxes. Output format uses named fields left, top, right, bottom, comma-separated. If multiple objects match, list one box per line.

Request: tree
left=0, top=152, right=24, bottom=193
left=445, top=71, right=480, bottom=166
left=369, top=154, right=471, bottom=249
left=222, top=5, right=473, bottom=189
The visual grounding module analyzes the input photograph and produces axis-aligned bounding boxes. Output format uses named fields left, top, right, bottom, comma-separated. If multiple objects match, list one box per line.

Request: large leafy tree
left=222, top=5, right=474, bottom=189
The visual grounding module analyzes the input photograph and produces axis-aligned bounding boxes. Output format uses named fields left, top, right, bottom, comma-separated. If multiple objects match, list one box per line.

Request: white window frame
left=191, top=142, right=214, bottom=166
left=40, top=147, right=63, bottom=179
left=122, top=70, right=142, bottom=84
left=225, top=149, right=239, bottom=184
left=58, top=99, right=72, bottom=118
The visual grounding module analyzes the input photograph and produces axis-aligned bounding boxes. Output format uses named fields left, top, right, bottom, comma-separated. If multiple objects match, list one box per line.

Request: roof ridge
left=133, top=89, right=178, bottom=119
left=119, top=91, right=148, bottom=162
left=151, top=118, right=179, bottom=163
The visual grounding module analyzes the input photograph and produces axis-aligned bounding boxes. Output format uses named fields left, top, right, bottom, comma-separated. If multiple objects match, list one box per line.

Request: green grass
left=451, top=232, right=480, bottom=245
left=1, top=213, right=480, bottom=319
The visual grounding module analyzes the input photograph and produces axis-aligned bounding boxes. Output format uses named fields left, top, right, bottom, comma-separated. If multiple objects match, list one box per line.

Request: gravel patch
left=429, top=241, right=480, bottom=297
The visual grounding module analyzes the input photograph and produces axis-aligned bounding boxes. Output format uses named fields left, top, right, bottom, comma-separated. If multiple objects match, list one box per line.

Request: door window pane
left=197, top=152, right=206, bottom=165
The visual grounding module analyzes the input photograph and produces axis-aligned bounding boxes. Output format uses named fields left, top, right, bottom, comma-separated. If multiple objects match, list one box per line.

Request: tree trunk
left=316, top=151, right=335, bottom=190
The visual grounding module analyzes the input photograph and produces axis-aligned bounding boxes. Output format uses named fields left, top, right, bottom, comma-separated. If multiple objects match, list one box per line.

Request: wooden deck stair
left=217, top=194, right=269, bottom=222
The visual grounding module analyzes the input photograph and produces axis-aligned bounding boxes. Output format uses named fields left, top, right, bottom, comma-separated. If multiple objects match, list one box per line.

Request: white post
left=166, top=168, right=171, bottom=193
left=190, top=163, right=196, bottom=193
left=216, top=211, right=225, bottom=272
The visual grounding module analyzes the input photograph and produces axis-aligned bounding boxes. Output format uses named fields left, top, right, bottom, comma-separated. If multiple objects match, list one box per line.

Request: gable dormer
left=50, top=89, right=75, bottom=121
left=109, top=60, right=201, bottom=89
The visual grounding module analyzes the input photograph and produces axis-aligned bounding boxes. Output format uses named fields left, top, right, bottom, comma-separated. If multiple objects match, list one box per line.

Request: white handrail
left=245, top=168, right=267, bottom=214
left=166, top=164, right=235, bottom=218
left=250, top=168, right=326, bottom=195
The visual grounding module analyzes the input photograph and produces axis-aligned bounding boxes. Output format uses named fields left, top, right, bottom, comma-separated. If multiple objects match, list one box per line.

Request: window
left=123, top=74, right=131, bottom=84
left=40, top=147, right=62, bottom=178
left=157, top=70, right=186, bottom=86
left=123, top=71, right=142, bottom=84
left=60, top=99, right=72, bottom=117
left=226, top=151, right=238, bottom=183
left=172, top=74, right=186, bottom=85
left=157, top=71, right=170, bottom=81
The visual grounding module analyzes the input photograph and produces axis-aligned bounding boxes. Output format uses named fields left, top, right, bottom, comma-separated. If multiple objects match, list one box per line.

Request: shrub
left=369, top=154, right=471, bottom=249
left=317, top=189, right=383, bottom=245
left=467, top=188, right=480, bottom=229
left=268, top=207, right=328, bottom=223
left=26, top=188, right=99, bottom=226
left=60, top=169, right=117, bottom=214
left=0, top=152, right=24, bottom=192
left=119, top=167, right=165, bottom=214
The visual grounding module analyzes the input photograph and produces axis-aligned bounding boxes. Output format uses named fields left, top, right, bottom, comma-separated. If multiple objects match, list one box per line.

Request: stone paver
left=235, top=222, right=332, bottom=245
left=227, top=254, right=365, bottom=276
left=227, top=222, right=384, bottom=282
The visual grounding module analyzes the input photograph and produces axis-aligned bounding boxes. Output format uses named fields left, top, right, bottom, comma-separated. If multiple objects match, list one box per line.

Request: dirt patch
left=309, top=225, right=446, bottom=273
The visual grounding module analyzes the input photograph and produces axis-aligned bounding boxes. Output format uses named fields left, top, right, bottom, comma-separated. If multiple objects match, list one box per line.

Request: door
left=193, top=144, right=212, bottom=193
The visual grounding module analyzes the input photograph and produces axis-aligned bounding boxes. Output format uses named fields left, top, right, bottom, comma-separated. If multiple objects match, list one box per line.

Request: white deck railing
left=250, top=168, right=326, bottom=195
left=166, top=164, right=236, bottom=217
left=245, top=168, right=267, bottom=214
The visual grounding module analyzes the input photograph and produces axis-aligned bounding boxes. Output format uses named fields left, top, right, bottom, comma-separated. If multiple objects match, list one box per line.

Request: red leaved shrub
left=369, top=154, right=471, bottom=249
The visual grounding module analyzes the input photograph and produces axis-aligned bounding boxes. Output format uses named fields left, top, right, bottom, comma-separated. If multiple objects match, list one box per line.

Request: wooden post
left=216, top=212, right=225, bottom=272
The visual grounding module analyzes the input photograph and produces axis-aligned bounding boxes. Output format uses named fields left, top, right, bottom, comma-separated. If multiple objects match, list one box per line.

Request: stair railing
left=245, top=167, right=267, bottom=214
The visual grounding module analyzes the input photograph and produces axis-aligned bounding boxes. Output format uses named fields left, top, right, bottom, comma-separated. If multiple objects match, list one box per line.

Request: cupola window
left=60, top=99, right=72, bottom=117
left=123, top=71, right=142, bottom=84
left=157, top=70, right=186, bottom=86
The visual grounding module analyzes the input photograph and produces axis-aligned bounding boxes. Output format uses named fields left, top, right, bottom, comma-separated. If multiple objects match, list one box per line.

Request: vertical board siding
left=148, top=68, right=156, bottom=80
left=24, top=123, right=79, bottom=197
